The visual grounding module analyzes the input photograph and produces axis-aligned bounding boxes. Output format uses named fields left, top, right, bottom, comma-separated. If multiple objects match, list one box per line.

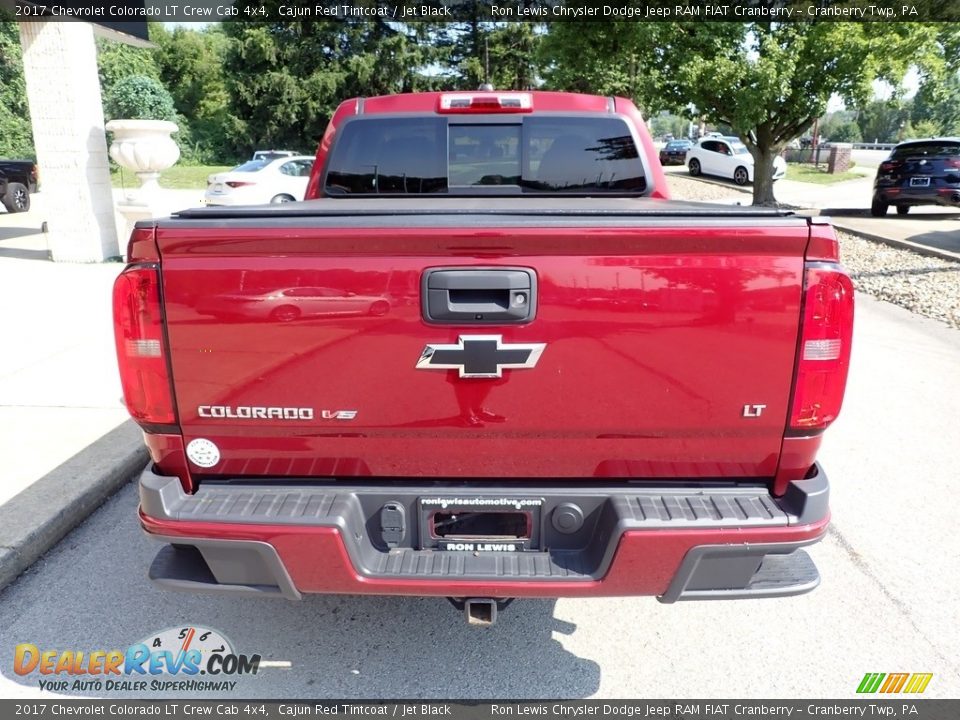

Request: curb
left=0, top=420, right=148, bottom=591
left=829, top=221, right=960, bottom=265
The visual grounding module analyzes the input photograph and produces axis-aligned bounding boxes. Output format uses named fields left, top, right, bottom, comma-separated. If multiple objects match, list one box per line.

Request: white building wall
left=18, top=21, right=119, bottom=262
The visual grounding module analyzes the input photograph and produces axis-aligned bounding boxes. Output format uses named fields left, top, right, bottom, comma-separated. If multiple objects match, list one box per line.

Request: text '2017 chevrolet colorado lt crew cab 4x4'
left=115, top=91, right=853, bottom=624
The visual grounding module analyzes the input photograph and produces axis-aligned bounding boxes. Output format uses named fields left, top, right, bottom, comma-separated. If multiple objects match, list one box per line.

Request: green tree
left=482, top=23, right=540, bottom=90
left=831, top=121, right=863, bottom=143
left=434, top=15, right=492, bottom=90
left=415, top=20, right=539, bottom=91
left=150, top=23, right=235, bottom=163
left=911, top=72, right=960, bottom=136
left=542, top=20, right=949, bottom=205
left=96, top=34, right=160, bottom=102
left=0, top=20, right=34, bottom=159
left=857, top=99, right=912, bottom=143
left=540, top=22, right=659, bottom=110
left=819, top=111, right=858, bottom=142
left=220, top=14, right=440, bottom=153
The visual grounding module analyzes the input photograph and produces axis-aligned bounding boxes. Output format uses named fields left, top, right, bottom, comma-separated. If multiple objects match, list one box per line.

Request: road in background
left=1, top=295, right=958, bottom=699
left=851, top=148, right=889, bottom=169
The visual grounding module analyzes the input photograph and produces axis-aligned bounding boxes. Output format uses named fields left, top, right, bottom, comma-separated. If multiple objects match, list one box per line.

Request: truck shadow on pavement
left=0, top=484, right=601, bottom=699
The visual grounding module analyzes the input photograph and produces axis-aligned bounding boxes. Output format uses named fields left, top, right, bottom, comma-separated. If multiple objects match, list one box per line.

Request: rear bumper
left=874, top=186, right=960, bottom=207
left=139, top=465, right=830, bottom=602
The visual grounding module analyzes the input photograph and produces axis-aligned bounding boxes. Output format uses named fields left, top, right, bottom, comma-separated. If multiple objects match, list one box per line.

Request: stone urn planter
left=105, top=119, right=180, bottom=199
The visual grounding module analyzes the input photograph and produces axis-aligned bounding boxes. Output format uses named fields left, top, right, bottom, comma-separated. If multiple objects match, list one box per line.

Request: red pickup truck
left=115, top=91, right=853, bottom=625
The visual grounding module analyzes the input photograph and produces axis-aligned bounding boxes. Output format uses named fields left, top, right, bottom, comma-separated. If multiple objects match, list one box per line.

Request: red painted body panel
left=304, top=91, right=669, bottom=201
left=773, top=435, right=823, bottom=496
left=140, top=510, right=829, bottom=597
left=155, top=224, right=808, bottom=482
left=144, top=433, right=194, bottom=491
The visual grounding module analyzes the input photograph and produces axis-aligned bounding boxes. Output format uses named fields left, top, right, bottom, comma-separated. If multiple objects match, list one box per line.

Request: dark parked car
left=0, top=159, right=39, bottom=213
left=871, top=138, right=960, bottom=216
left=658, top=139, right=693, bottom=166
left=0, top=173, right=7, bottom=205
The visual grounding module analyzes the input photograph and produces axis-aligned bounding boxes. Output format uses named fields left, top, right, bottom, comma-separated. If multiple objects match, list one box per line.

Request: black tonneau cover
left=169, top=197, right=792, bottom=220
left=150, top=197, right=799, bottom=230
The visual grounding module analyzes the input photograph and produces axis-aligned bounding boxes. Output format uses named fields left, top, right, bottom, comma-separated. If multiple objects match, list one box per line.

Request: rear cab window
left=323, top=115, right=648, bottom=196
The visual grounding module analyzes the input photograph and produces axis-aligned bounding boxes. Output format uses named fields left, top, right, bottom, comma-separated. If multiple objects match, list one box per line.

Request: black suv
left=871, top=138, right=960, bottom=216
left=658, top=139, right=693, bottom=166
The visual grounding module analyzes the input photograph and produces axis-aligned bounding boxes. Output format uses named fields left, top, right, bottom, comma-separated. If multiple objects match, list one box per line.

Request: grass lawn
left=111, top=165, right=232, bottom=190
left=786, top=164, right=864, bottom=184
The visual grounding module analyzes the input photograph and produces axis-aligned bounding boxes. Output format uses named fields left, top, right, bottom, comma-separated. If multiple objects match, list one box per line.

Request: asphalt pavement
left=1, top=180, right=958, bottom=700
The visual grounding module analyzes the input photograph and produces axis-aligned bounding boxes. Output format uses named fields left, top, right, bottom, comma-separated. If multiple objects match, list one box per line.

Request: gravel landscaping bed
left=837, top=232, right=960, bottom=329
left=665, top=174, right=960, bottom=330
left=665, top=173, right=752, bottom=203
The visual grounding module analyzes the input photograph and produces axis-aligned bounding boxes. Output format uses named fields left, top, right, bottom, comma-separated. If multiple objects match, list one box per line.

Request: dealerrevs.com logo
left=14, top=626, right=261, bottom=693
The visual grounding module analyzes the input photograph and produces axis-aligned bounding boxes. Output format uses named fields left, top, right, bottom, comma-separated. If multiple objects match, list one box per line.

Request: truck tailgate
left=155, top=200, right=809, bottom=480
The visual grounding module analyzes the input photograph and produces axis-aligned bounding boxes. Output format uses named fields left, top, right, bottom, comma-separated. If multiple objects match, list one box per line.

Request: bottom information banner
left=2, top=701, right=958, bottom=720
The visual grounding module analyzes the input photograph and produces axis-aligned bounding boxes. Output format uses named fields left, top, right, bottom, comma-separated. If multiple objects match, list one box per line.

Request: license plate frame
left=909, top=176, right=931, bottom=187
left=418, top=496, right=543, bottom=552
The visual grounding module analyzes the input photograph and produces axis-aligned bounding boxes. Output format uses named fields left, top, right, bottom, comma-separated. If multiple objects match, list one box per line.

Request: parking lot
left=1, top=293, right=958, bottom=699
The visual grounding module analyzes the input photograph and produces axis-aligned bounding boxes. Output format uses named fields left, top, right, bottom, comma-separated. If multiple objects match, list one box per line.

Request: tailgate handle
left=423, top=268, right=536, bottom=324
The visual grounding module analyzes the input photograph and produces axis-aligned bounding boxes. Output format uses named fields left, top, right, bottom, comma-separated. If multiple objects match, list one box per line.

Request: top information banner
left=8, top=0, right=960, bottom=23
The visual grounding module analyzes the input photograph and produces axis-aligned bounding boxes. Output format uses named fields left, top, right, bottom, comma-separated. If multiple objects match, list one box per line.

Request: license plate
left=213, top=183, right=225, bottom=193
left=910, top=176, right=930, bottom=187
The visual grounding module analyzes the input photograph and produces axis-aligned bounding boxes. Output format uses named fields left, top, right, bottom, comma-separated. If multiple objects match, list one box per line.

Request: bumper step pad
left=660, top=546, right=820, bottom=602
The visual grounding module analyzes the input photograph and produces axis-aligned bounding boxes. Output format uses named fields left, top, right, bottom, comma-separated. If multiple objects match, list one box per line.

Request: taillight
left=788, top=264, right=854, bottom=431
left=945, top=158, right=960, bottom=170
left=225, top=181, right=255, bottom=188
left=879, top=160, right=901, bottom=173
left=112, top=264, right=177, bottom=426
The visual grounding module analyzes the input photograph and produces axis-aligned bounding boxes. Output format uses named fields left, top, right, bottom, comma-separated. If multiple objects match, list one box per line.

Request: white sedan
left=686, top=137, right=786, bottom=186
left=204, top=156, right=315, bottom=206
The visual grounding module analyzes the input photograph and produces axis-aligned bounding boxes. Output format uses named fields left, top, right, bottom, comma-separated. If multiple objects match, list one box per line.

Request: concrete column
left=18, top=21, right=119, bottom=263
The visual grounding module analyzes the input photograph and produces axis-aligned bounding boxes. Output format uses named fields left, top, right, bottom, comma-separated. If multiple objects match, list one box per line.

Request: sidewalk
left=0, top=189, right=202, bottom=590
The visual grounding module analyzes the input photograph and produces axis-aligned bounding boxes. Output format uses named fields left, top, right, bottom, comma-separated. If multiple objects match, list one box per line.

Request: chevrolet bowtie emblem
left=416, top=335, right=546, bottom=378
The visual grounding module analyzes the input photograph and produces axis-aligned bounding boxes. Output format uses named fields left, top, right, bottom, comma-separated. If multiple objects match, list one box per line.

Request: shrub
left=104, top=75, right=177, bottom=122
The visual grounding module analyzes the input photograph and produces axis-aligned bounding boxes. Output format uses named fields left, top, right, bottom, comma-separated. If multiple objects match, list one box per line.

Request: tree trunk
left=751, top=146, right=779, bottom=206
